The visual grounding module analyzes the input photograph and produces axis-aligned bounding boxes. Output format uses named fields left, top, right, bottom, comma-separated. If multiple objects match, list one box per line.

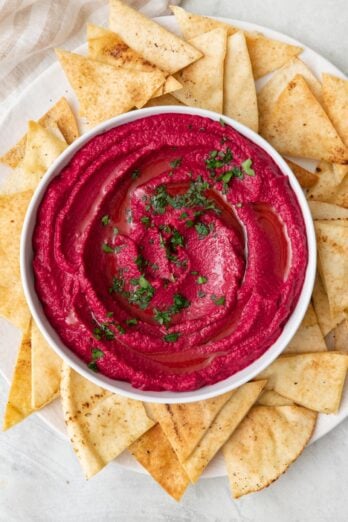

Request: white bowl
left=21, top=106, right=316, bottom=403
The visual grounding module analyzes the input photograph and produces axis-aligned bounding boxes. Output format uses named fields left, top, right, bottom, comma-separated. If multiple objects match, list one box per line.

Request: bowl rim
left=20, top=105, right=316, bottom=403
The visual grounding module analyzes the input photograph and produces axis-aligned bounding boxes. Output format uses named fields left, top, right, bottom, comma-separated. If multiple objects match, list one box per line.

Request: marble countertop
left=1, top=0, right=347, bottom=520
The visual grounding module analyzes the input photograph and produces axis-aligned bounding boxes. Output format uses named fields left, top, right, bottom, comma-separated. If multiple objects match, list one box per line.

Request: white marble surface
left=1, top=1, right=348, bottom=520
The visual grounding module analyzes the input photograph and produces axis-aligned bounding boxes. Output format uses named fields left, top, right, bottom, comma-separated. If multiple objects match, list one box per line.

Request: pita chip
left=0, top=98, right=78, bottom=169
left=307, top=161, right=347, bottom=206
left=312, top=272, right=344, bottom=336
left=260, top=74, right=348, bottom=164
left=31, top=321, right=62, bottom=409
left=0, top=191, right=32, bottom=332
left=309, top=201, right=348, bottom=220
left=284, top=303, right=327, bottom=353
left=148, top=390, right=234, bottom=463
left=129, top=424, right=190, bottom=501
left=258, top=352, right=348, bottom=413
left=172, top=28, right=227, bottom=112
left=223, top=31, right=258, bottom=132
left=286, top=160, right=318, bottom=189
left=171, top=6, right=302, bottom=79
left=257, top=390, right=294, bottom=406
left=322, top=74, right=348, bottom=183
left=87, top=24, right=181, bottom=98
left=145, top=93, right=184, bottom=107
left=61, top=363, right=154, bottom=478
left=223, top=405, right=316, bottom=498
left=56, top=49, right=166, bottom=125
left=3, top=322, right=34, bottom=430
left=333, top=320, right=348, bottom=353
left=315, top=220, right=348, bottom=318
left=181, top=380, right=266, bottom=483
left=109, top=0, right=202, bottom=74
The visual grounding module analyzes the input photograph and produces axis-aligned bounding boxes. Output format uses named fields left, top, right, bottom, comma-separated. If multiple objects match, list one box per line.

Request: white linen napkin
left=0, top=0, right=181, bottom=115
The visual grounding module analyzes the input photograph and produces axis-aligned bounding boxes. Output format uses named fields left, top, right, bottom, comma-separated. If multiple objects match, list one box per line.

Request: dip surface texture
left=33, top=113, right=307, bottom=391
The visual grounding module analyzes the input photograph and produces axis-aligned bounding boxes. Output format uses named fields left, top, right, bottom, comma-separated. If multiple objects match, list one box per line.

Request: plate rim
left=0, top=13, right=347, bottom=479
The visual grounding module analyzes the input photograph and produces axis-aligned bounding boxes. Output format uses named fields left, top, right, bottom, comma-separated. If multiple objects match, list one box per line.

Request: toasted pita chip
left=223, top=31, right=258, bottom=132
left=223, top=405, right=316, bottom=498
left=0, top=98, right=78, bottom=169
left=148, top=390, right=234, bottom=463
left=87, top=24, right=181, bottom=98
left=257, top=390, right=294, bottom=406
left=286, top=160, right=318, bottom=189
left=315, top=220, right=348, bottom=318
left=307, top=161, right=347, bottom=205
left=309, top=201, right=348, bottom=220
left=109, top=0, right=201, bottom=74
left=31, top=321, right=62, bottom=409
left=144, top=93, right=184, bottom=107
left=284, top=303, right=327, bottom=353
left=260, top=75, right=348, bottom=164
left=170, top=6, right=302, bottom=79
left=182, top=380, right=266, bottom=483
left=322, top=74, right=348, bottom=145
left=1, top=122, right=67, bottom=195
left=333, top=320, right=348, bottom=352
left=61, top=363, right=154, bottom=478
left=129, top=424, right=190, bottom=501
left=258, top=352, right=348, bottom=413
left=3, top=322, right=34, bottom=430
left=312, top=273, right=345, bottom=336
left=56, top=50, right=166, bottom=125
left=0, top=191, right=32, bottom=332
left=172, top=28, right=227, bottom=112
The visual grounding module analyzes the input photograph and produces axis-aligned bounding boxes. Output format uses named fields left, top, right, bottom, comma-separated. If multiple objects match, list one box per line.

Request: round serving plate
left=0, top=13, right=347, bottom=478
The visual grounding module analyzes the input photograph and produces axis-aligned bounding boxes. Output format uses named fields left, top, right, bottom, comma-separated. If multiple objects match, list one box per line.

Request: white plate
left=0, top=14, right=347, bottom=479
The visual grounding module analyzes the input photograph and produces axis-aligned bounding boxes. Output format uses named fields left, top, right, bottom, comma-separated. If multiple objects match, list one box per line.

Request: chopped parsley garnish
left=197, top=290, right=206, bottom=298
left=179, top=212, right=188, bottom=220
left=195, top=222, right=210, bottom=238
left=140, top=216, right=151, bottom=227
left=91, top=348, right=104, bottom=360
left=106, top=311, right=114, bottom=317
left=164, top=332, right=180, bottom=342
left=190, top=270, right=198, bottom=275
left=101, top=215, right=110, bottom=226
left=172, top=293, right=190, bottom=312
left=135, top=254, right=146, bottom=270
left=116, top=324, right=126, bottom=334
left=126, top=318, right=138, bottom=326
left=102, top=243, right=116, bottom=254
left=170, top=228, right=184, bottom=249
left=241, top=158, right=255, bottom=176
left=211, top=295, right=226, bottom=306
left=185, top=220, right=194, bottom=228
left=169, top=157, right=182, bottom=169
left=205, top=147, right=233, bottom=171
left=154, top=308, right=172, bottom=326
left=219, top=117, right=226, bottom=127
left=131, top=169, right=140, bottom=180
left=153, top=293, right=190, bottom=326
left=110, top=276, right=125, bottom=294
left=93, top=322, right=115, bottom=341
left=128, top=275, right=155, bottom=310
left=197, top=275, right=207, bottom=284
left=87, top=361, right=99, bottom=372
left=113, top=227, right=119, bottom=235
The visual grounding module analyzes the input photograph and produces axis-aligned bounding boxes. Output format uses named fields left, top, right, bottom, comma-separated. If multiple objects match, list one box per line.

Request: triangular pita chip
left=1, top=122, right=67, bottom=195
left=0, top=97, right=78, bottom=168
left=181, top=380, right=266, bottom=483
left=223, top=31, right=258, bottom=132
left=223, top=405, right=316, bottom=498
left=312, top=272, right=345, bottom=336
left=60, top=363, right=154, bottom=478
left=145, top=93, right=184, bottom=107
left=260, top=74, right=348, bottom=164
left=257, top=390, right=294, bottom=406
left=315, top=220, right=348, bottom=318
left=0, top=191, right=32, bottom=332
left=56, top=49, right=166, bottom=125
left=333, top=320, right=348, bottom=352
left=148, top=390, right=234, bottom=462
left=170, top=6, right=302, bottom=79
left=172, top=28, right=227, bottom=112
left=129, top=424, right=190, bottom=501
left=322, top=74, right=348, bottom=183
left=87, top=24, right=181, bottom=98
left=284, top=303, right=327, bottom=353
left=307, top=161, right=347, bottom=206
left=286, top=160, right=318, bottom=189
left=109, top=0, right=202, bottom=74
left=3, top=322, right=34, bottom=430
left=258, top=352, right=348, bottom=413
left=309, top=200, right=348, bottom=220
left=31, top=321, right=62, bottom=409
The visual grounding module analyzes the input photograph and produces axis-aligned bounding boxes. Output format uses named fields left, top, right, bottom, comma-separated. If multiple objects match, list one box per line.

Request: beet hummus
left=33, top=113, right=307, bottom=391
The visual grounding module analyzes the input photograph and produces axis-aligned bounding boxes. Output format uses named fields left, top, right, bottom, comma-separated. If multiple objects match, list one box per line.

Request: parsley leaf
left=241, top=158, right=255, bottom=176
left=164, top=332, right=180, bottom=342
left=101, top=215, right=110, bottom=226
left=169, top=158, right=182, bottom=169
